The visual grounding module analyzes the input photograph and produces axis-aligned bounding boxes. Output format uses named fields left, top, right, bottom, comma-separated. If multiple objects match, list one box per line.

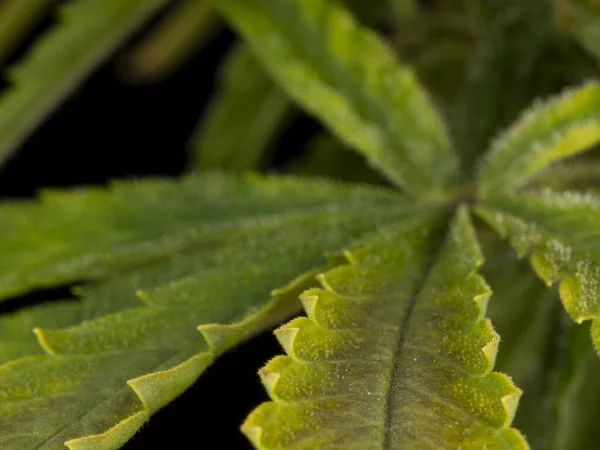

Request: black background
left=0, top=9, right=317, bottom=449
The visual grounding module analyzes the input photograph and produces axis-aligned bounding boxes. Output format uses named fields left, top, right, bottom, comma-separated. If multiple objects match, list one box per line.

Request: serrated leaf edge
left=242, top=217, right=526, bottom=448
left=30, top=265, right=320, bottom=448
left=474, top=202, right=600, bottom=358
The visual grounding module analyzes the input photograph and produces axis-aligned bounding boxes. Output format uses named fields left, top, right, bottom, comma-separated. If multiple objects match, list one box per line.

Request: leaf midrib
left=381, top=233, right=444, bottom=449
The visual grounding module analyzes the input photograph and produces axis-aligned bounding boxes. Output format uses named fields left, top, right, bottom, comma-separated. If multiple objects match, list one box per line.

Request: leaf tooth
left=342, top=249, right=359, bottom=265
left=473, top=277, right=492, bottom=316
left=32, top=327, right=58, bottom=356
left=241, top=423, right=264, bottom=449
left=300, top=289, right=320, bottom=319
left=274, top=319, right=303, bottom=356
left=126, top=353, right=212, bottom=413
left=500, top=386, right=523, bottom=426
left=198, top=266, right=313, bottom=356
left=64, top=410, right=149, bottom=450
left=301, top=287, right=368, bottom=330
left=135, top=289, right=154, bottom=306
left=240, top=422, right=263, bottom=448
left=259, top=356, right=288, bottom=400
left=481, top=319, right=500, bottom=369
left=241, top=402, right=276, bottom=448
left=315, top=273, right=332, bottom=292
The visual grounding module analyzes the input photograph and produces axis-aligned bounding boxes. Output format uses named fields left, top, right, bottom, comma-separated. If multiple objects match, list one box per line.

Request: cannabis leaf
left=0, top=300, right=80, bottom=365
left=0, top=174, right=412, bottom=448
left=476, top=190, right=600, bottom=354
left=4, top=0, right=600, bottom=448
left=0, top=0, right=54, bottom=66
left=478, top=82, right=600, bottom=196
left=482, top=239, right=600, bottom=449
left=557, top=0, right=600, bottom=62
left=244, top=209, right=525, bottom=448
left=0, top=0, right=169, bottom=168
left=190, top=43, right=292, bottom=172
left=453, top=0, right=557, bottom=164
left=215, top=0, right=457, bottom=195
left=1, top=174, right=406, bottom=299
left=123, top=0, right=220, bottom=82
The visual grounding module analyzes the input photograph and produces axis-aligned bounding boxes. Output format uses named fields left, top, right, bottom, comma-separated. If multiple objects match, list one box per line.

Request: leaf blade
left=453, top=1, right=558, bottom=166
left=0, top=0, right=55, bottom=66
left=0, top=173, right=407, bottom=301
left=123, top=0, right=221, bottom=83
left=478, top=81, right=600, bottom=196
left=481, top=236, right=600, bottom=450
left=190, top=43, right=293, bottom=172
left=215, top=0, right=457, bottom=194
left=243, top=209, right=526, bottom=449
left=476, top=189, right=600, bottom=357
left=0, top=0, right=169, bottom=168
left=557, top=0, right=600, bottom=62
left=0, top=174, right=414, bottom=448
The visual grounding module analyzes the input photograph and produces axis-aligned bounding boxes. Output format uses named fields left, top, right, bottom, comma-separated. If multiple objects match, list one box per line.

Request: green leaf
left=388, top=0, right=418, bottom=21
left=0, top=0, right=169, bottom=168
left=481, top=236, right=600, bottom=449
left=557, top=0, right=600, bottom=62
left=527, top=159, right=600, bottom=191
left=0, top=0, right=55, bottom=66
left=0, top=173, right=407, bottom=301
left=243, top=209, right=526, bottom=449
left=452, top=1, right=558, bottom=166
left=0, top=174, right=413, bottom=449
left=477, top=82, right=600, bottom=197
left=548, top=320, right=600, bottom=450
left=480, top=233, right=557, bottom=393
left=476, top=189, right=600, bottom=357
left=0, top=267, right=305, bottom=450
left=215, top=0, right=457, bottom=195
left=0, top=301, right=80, bottom=365
left=288, top=132, right=387, bottom=185
left=123, top=0, right=221, bottom=83
left=190, top=43, right=293, bottom=172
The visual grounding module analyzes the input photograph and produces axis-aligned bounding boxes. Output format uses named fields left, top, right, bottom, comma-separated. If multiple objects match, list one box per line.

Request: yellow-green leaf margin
left=243, top=209, right=526, bottom=449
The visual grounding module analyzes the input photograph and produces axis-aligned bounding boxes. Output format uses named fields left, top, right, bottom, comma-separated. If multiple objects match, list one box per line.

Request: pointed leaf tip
left=299, top=290, right=319, bottom=319
left=274, top=324, right=300, bottom=356
left=502, top=388, right=523, bottom=426
left=482, top=322, right=500, bottom=367
left=33, top=327, right=57, bottom=356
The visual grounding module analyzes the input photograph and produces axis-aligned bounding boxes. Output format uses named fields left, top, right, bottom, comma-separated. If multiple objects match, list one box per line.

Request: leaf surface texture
left=0, top=174, right=413, bottom=449
left=244, top=209, right=526, bottom=449
left=215, top=0, right=457, bottom=194
left=477, top=189, right=600, bottom=356
left=478, top=82, right=600, bottom=196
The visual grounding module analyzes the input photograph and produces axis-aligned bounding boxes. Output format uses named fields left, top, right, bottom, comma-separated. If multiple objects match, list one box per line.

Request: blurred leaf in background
left=557, top=0, right=600, bottom=62
left=123, top=0, right=221, bottom=83
left=189, top=43, right=292, bottom=172
left=0, top=0, right=55, bottom=66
